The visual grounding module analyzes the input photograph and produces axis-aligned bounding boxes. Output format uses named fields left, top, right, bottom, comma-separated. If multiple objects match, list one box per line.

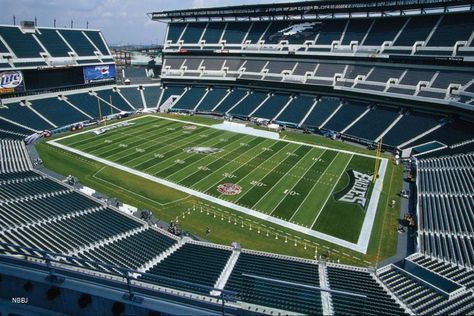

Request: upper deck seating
left=0, top=26, right=44, bottom=58
left=225, top=252, right=322, bottom=314
left=58, top=30, right=97, bottom=56
left=36, top=28, right=70, bottom=57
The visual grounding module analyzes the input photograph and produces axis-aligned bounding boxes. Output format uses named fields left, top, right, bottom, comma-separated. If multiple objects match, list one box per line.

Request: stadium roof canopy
left=149, top=0, right=473, bottom=22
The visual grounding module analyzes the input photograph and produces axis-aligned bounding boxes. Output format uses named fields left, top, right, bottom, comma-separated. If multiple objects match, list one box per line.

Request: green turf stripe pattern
left=165, top=135, right=254, bottom=183
left=58, top=116, right=157, bottom=147
left=76, top=119, right=174, bottom=152
left=253, top=147, right=324, bottom=213
left=154, top=133, right=246, bottom=178
left=128, top=130, right=234, bottom=170
left=235, top=145, right=312, bottom=207
left=290, top=153, right=352, bottom=226
left=129, top=129, right=222, bottom=171
left=117, top=130, right=220, bottom=166
left=140, top=130, right=227, bottom=173
left=82, top=121, right=179, bottom=155
left=203, top=140, right=289, bottom=196
left=270, top=150, right=338, bottom=220
left=93, top=123, right=192, bottom=159
left=179, top=137, right=266, bottom=187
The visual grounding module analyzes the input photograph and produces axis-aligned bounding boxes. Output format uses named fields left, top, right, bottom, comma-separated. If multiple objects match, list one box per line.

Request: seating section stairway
left=407, top=254, right=474, bottom=291
left=78, top=228, right=177, bottom=271
left=224, top=252, right=322, bottom=314
left=142, top=243, right=232, bottom=295
left=326, top=266, right=405, bottom=315
left=378, top=265, right=474, bottom=315
left=0, top=140, right=32, bottom=173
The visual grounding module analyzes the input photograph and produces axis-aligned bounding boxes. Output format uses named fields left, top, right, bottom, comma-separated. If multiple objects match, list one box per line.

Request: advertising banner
left=0, top=71, right=25, bottom=94
left=83, top=64, right=116, bottom=83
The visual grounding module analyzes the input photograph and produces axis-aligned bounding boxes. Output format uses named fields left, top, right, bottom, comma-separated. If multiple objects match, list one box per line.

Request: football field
left=51, top=115, right=387, bottom=251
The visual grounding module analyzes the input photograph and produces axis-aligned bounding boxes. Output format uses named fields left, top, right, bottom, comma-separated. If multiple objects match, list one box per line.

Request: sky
left=0, top=0, right=300, bottom=46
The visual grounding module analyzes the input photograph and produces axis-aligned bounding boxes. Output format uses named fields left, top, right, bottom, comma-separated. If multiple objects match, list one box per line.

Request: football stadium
left=1, top=0, right=474, bottom=315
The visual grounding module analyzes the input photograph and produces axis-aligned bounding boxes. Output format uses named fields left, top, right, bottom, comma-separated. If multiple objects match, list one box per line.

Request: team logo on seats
left=333, top=170, right=372, bottom=209
left=217, top=183, right=241, bottom=195
left=268, top=22, right=318, bottom=42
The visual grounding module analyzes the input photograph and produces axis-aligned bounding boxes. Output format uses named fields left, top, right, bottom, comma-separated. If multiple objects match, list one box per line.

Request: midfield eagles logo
left=334, top=170, right=372, bottom=209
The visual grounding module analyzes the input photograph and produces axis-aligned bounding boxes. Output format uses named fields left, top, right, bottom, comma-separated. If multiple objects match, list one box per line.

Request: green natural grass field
left=54, top=115, right=380, bottom=244
left=37, top=114, right=403, bottom=265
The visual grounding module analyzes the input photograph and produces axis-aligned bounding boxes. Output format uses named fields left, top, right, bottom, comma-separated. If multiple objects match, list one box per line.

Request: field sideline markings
left=69, top=122, right=165, bottom=154
left=92, top=166, right=191, bottom=206
left=268, top=149, right=328, bottom=217
left=375, top=163, right=395, bottom=262
left=310, top=154, right=353, bottom=229
left=190, top=201, right=363, bottom=261
left=142, top=115, right=383, bottom=160
left=249, top=147, right=321, bottom=211
left=48, top=139, right=369, bottom=252
left=356, top=158, right=388, bottom=253
left=76, top=118, right=172, bottom=152
left=63, top=116, right=159, bottom=148
left=52, top=115, right=161, bottom=144
left=50, top=114, right=386, bottom=253
left=188, top=201, right=365, bottom=261
left=288, top=151, right=342, bottom=223
left=53, top=114, right=386, bottom=162
left=100, top=122, right=195, bottom=161
left=81, top=122, right=181, bottom=158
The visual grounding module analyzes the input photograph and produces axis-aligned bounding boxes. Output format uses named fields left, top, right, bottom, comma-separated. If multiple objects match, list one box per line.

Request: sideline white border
left=49, top=114, right=388, bottom=253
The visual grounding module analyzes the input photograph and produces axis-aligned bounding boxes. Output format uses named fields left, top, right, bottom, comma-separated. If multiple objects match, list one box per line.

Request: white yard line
left=189, top=139, right=275, bottom=188
left=249, top=148, right=323, bottom=211
left=167, top=135, right=256, bottom=182
left=173, top=135, right=257, bottom=186
left=66, top=120, right=159, bottom=149
left=203, top=142, right=292, bottom=194
left=100, top=124, right=191, bottom=161
left=268, top=149, right=328, bottom=217
left=288, top=152, right=341, bottom=223
left=233, top=144, right=301, bottom=203
left=310, top=155, right=353, bottom=229
left=135, top=130, right=222, bottom=172
left=58, top=115, right=158, bottom=145
left=146, top=132, right=240, bottom=174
